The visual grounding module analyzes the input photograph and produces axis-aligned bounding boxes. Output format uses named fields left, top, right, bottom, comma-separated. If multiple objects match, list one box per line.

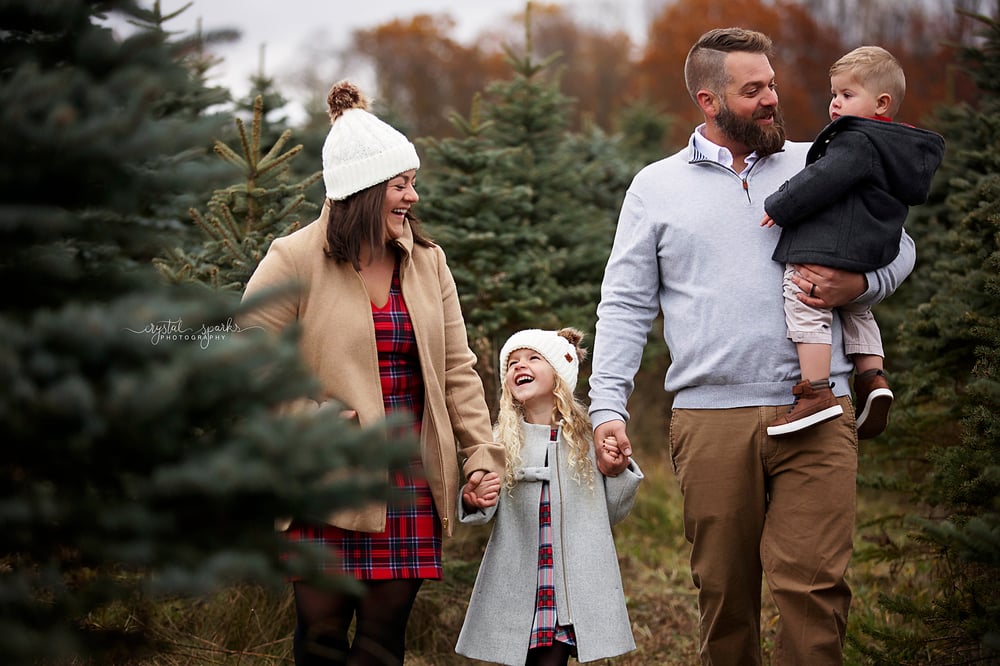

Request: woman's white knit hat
left=322, top=81, right=420, bottom=201
left=500, top=329, right=579, bottom=389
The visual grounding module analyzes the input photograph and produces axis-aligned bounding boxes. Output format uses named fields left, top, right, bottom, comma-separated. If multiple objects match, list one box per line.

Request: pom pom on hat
left=322, top=81, right=420, bottom=200
left=500, top=329, right=582, bottom=390
left=327, top=82, right=368, bottom=120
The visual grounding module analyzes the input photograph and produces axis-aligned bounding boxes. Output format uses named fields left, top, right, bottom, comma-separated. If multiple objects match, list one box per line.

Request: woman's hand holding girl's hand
left=462, top=470, right=501, bottom=511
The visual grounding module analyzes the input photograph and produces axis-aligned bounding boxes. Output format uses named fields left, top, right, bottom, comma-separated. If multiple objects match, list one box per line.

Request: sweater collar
left=689, top=124, right=761, bottom=174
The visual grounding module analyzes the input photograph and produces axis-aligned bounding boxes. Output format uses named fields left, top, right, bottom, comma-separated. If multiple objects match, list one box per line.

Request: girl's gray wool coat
left=455, top=421, right=643, bottom=665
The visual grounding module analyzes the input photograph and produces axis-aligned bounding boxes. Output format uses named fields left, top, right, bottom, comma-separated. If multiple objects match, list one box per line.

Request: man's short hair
left=830, top=46, right=906, bottom=116
left=684, top=27, right=773, bottom=103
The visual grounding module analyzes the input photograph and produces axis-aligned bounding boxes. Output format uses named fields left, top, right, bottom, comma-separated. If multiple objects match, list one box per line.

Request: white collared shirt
left=692, top=123, right=759, bottom=177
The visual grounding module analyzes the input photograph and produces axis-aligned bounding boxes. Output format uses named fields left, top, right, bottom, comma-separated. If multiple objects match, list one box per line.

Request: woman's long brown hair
left=324, top=182, right=434, bottom=270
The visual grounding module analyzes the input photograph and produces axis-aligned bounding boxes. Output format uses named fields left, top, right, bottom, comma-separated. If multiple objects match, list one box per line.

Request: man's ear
left=696, top=89, right=719, bottom=118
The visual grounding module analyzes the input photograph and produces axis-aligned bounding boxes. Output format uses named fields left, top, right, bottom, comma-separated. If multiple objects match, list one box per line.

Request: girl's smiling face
left=504, top=348, right=556, bottom=412
left=382, top=169, right=418, bottom=241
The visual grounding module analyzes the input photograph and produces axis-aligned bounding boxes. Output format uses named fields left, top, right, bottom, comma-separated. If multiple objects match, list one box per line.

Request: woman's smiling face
left=382, top=169, right=418, bottom=241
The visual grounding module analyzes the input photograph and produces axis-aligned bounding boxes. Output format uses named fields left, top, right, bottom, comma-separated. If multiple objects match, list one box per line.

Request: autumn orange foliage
left=350, top=0, right=980, bottom=154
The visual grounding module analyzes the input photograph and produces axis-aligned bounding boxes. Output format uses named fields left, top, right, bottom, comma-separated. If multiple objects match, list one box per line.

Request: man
left=588, top=28, right=915, bottom=665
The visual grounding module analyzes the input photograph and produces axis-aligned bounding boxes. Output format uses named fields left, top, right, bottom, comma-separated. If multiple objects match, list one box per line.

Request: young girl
left=455, top=328, right=643, bottom=665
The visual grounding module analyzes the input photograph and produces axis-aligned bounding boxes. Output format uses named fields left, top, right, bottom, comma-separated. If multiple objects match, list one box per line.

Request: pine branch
left=212, top=140, right=246, bottom=170
left=159, top=95, right=317, bottom=291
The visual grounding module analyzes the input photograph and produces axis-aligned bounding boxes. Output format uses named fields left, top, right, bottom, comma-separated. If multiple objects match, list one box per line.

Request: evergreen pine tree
left=129, top=0, right=239, bottom=246
left=0, top=2, right=404, bottom=662
left=419, top=95, right=549, bottom=405
left=155, top=95, right=321, bottom=291
left=234, top=44, right=294, bottom=151
left=419, top=11, right=634, bottom=407
left=145, top=0, right=233, bottom=119
left=852, top=8, right=1000, bottom=663
left=615, top=98, right=675, bottom=167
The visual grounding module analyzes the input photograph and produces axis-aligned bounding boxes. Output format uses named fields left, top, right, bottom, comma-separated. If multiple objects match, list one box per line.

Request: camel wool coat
left=240, top=209, right=504, bottom=536
left=455, top=421, right=642, bottom=664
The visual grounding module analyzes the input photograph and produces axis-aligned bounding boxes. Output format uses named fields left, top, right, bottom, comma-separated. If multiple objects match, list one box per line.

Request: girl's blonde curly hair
left=495, top=327, right=595, bottom=491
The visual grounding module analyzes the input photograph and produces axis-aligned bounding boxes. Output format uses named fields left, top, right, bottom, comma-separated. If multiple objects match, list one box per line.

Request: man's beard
left=716, top=103, right=786, bottom=156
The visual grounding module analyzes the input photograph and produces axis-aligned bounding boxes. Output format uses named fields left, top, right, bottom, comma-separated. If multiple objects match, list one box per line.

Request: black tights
left=526, top=641, right=573, bottom=666
left=292, top=579, right=423, bottom=666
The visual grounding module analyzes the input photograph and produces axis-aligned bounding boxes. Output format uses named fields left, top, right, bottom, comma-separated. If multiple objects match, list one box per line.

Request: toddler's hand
left=760, top=213, right=776, bottom=228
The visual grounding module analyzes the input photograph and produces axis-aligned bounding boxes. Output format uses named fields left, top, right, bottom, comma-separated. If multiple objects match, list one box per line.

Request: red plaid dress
left=286, top=263, right=442, bottom=580
left=528, top=427, right=577, bottom=649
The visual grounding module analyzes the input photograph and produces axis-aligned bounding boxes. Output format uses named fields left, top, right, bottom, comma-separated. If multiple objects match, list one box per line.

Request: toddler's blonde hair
left=830, top=45, right=905, bottom=117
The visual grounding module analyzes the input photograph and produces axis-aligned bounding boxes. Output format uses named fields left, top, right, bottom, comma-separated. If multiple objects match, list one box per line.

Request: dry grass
left=120, top=451, right=919, bottom=666
left=115, top=452, right=702, bottom=666
left=114, top=371, right=928, bottom=665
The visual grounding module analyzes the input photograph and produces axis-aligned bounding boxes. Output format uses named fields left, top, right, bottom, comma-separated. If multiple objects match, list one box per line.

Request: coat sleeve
left=853, top=228, right=915, bottom=309
left=590, top=190, right=662, bottom=427
left=239, top=235, right=323, bottom=415
left=603, top=457, right=643, bottom=526
left=764, top=132, right=876, bottom=229
left=435, top=246, right=506, bottom=479
left=457, top=495, right=499, bottom=525
left=240, top=236, right=302, bottom=334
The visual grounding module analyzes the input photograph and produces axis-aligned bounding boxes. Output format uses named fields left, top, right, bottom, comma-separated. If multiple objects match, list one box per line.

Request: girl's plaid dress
left=527, top=426, right=577, bottom=650
left=286, top=263, right=443, bottom=580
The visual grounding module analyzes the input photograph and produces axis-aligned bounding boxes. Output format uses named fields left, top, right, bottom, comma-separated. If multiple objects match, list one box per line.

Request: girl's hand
left=462, top=470, right=501, bottom=510
left=761, top=213, right=776, bottom=228
left=601, top=435, right=625, bottom=466
left=595, top=421, right=631, bottom=476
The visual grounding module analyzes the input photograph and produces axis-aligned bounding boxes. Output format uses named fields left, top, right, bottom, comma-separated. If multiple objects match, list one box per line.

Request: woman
left=241, top=81, right=504, bottom=666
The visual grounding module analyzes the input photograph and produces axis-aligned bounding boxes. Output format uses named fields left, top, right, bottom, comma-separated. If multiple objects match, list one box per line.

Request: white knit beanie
left=322, top=81, right=420, bottom=201
left=500, top=329, right=580, bottom=389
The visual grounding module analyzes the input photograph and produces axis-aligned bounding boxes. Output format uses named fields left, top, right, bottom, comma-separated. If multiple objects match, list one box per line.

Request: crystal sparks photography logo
left=125, top=318, right=260, bottom=349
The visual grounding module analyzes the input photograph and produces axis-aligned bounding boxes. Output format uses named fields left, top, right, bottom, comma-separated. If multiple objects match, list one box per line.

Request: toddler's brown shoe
left=767, top=379, right=844, bottom=437
left=854, top=369, right=893, bottom=440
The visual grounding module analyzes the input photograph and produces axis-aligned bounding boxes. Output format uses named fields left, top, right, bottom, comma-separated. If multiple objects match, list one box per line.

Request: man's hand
left=594, top=420, right=631, bottom=476
left=791, top=263, right=867, bottom=309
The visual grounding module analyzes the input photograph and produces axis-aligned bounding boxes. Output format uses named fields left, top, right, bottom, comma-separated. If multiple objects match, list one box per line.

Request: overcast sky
left=153, top=0, right=662, bottom=118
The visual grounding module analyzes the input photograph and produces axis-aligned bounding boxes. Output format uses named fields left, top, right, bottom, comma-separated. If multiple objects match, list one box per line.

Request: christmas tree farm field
left=76, top=353, right=929, bottom=665
left=86, top=446, right=928, bottom=666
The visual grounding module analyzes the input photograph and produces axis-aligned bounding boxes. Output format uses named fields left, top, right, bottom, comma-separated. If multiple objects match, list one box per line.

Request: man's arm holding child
left=792, top=230, right=915, bottom=309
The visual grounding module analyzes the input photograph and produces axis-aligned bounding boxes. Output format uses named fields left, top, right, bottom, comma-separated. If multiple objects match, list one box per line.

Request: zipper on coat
left=396, top=247, right=452, bottom=535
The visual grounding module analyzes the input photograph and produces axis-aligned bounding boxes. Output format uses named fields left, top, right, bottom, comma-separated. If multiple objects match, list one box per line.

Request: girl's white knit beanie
left=322, top=81, right=420, bottom=201
left=500, top=329, right=579, bottom=389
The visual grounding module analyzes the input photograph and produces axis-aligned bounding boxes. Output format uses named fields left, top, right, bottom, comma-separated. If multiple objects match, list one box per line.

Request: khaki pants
left=669, top=399, right=857, bottom=665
